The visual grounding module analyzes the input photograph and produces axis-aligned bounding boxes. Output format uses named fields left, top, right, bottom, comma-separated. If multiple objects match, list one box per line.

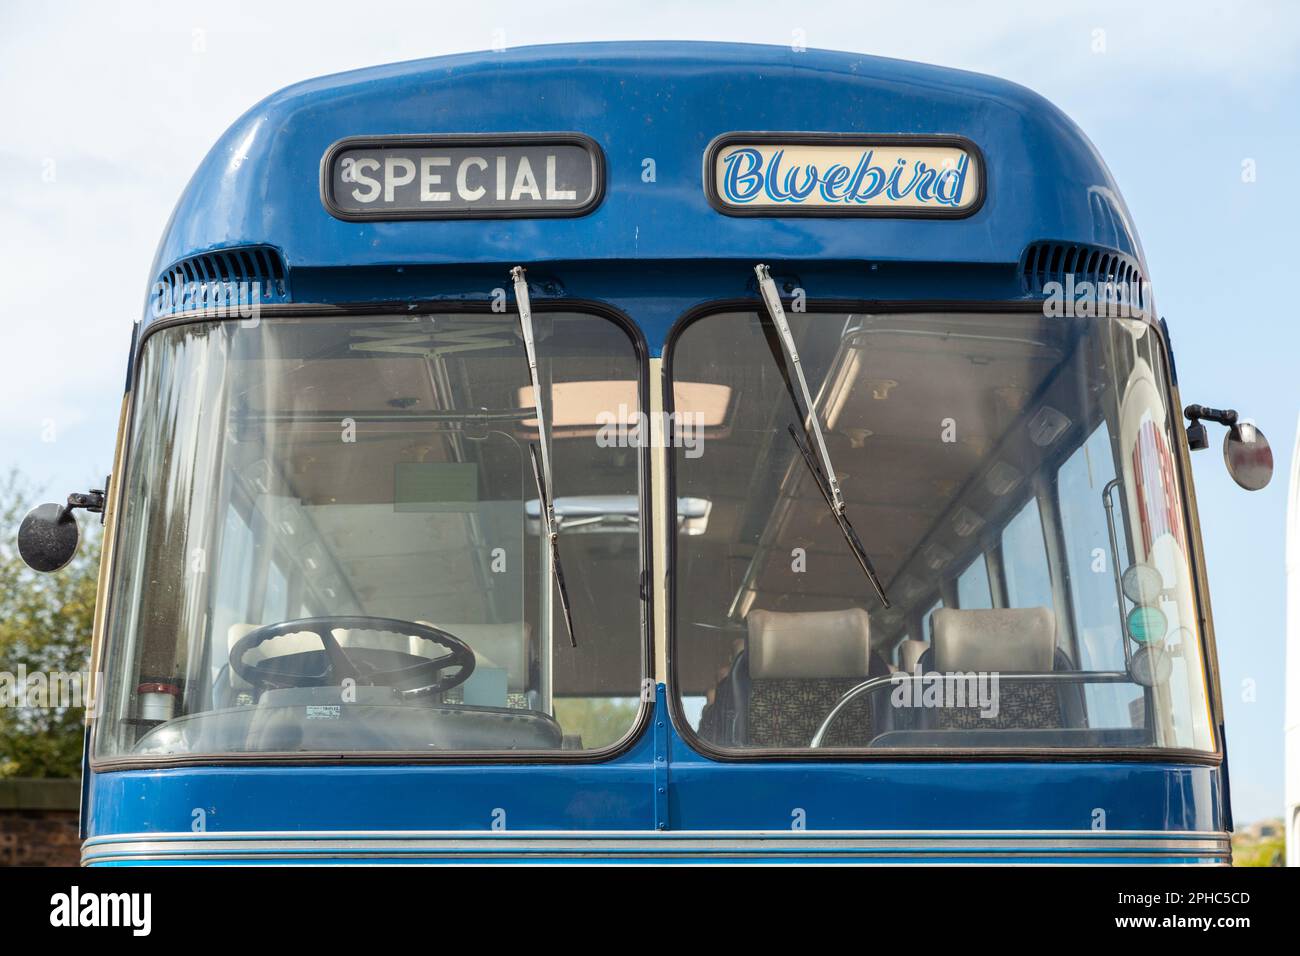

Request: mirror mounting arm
left=1183, top=403, right=1238, bottom=450
left=65, top=489, right=105, bottom=517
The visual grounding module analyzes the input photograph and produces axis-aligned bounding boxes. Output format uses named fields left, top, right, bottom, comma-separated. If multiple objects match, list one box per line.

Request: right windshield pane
left=673, top=309, right=1213, bottom=753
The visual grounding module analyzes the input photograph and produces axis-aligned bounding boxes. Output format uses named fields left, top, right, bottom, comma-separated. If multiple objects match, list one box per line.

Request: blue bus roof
left=146, top=41, right=1146, bottom=325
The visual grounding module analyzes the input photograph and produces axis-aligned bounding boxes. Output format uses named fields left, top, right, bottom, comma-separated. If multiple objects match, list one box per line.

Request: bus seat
left=700, top=649, right=750, bottom=746
left=744, top=608, right=889, bottom=748
left=896, top=639, right=928, bottom=674
left=916, top=607, right=1085, bottom=730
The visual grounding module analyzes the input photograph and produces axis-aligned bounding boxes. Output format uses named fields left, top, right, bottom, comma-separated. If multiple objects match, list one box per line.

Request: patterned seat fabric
left=748, top=675, right=881, bottom=748
left=931, top=681, right=1062, bottom=730
left=910, top=646, right=1081, bottom=731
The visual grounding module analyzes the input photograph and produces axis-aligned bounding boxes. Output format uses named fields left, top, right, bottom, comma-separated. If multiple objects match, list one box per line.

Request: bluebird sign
left=705, top=133, right=982, bottom=217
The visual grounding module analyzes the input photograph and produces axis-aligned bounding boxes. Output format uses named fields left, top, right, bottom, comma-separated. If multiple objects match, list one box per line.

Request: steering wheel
left=229, top=616, right=475, bottom=694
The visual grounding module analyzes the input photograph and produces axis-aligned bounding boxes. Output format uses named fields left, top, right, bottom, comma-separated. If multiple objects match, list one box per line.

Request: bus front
left=16, top=43, right=1274, bottom=864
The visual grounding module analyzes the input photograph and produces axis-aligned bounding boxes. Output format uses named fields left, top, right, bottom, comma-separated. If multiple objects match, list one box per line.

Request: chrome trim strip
left=83, top=829, right=1231, bottom=864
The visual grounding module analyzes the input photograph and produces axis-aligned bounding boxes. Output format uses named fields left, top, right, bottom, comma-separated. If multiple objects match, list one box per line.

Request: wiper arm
left=528, top=444, right=577, bottom=648
left=787, top=425, right=890, bottom=608
left=511, top=266, right=577, bottom=647
left=754, top=263, right=891, bottom=609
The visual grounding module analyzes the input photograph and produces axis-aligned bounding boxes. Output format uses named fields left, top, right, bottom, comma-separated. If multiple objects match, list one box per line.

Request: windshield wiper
left=753, top=263, right=891, bottom=609
left=511, top=266, right=577, bottom=647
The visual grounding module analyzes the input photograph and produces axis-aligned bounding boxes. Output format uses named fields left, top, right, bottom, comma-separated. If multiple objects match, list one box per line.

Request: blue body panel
left=144, top=41, right=1143, bottom=324
left=91, top=43, right=1226, bottom=863
left=86, top=704, right=1223, bottom=833
left=84, top=690, right=1229, bottom=864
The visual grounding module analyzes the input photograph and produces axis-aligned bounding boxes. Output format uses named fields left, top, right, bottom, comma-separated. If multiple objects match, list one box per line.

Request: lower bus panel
left=81, top=828, right=1230, bottom=865
left=82, top=746, right=1230, bottom=864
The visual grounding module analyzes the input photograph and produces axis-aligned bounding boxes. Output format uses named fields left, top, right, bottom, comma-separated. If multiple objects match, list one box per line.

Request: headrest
left=746, top=608, right=872, bottom=680
left=896, top=639, right=928, bottom=674
left=931, top=607, right=1056, bottom=672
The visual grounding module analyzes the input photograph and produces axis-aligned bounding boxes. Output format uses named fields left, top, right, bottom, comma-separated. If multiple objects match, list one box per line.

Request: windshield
left=671, top=307, right=1214, bottom=753
left=95, top=310, right=645, bottom=760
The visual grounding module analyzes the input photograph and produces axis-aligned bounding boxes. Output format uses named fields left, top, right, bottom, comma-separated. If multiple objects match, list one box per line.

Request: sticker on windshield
left=706, top=134, right=982, bottom=217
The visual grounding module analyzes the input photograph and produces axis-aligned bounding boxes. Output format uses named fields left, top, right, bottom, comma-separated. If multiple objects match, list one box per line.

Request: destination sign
left=706, top=134, right=982, bottom=217
left=322, top=134, right=603, bottom=220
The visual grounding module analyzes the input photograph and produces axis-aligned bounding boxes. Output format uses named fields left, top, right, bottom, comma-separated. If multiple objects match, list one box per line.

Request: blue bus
left=19, top=41, right=1276, bottom=864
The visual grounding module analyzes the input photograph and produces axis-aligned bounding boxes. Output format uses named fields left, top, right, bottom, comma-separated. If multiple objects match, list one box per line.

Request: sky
left=1, top=0, right=1297, bottom=823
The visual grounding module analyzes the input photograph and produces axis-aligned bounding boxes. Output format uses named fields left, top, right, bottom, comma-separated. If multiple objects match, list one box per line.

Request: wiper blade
left=788, top=425, right=890, bottom=608
left=754, top=263, right=890, bottom=609
left=528, top=444, right=577, bottom=647
left=511, top=265, right=577, bottom=647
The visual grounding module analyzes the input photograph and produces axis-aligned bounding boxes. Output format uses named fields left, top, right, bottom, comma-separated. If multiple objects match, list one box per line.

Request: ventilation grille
left=1020, top=241, right=1147, bottom=312
left=151, top=246, right=288, bottom=317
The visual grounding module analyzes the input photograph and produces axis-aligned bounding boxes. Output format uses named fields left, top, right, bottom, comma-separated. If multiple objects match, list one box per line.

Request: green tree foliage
left=553, top=696, right=640, bottom=750
left=0, top=472, right=100, bottom=777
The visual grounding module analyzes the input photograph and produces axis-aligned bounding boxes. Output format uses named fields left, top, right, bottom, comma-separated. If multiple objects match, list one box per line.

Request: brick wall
left=0, top=779, right=81, bottom=867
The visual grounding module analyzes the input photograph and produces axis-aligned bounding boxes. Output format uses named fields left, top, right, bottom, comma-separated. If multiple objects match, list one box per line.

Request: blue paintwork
left=95, top=43, right=1226, bottom=862
left=85, top=688, right=1227, bottom=862
left=87, top=739, right=1221, bottom=833
left=142, top=41, right=1145, bottom=331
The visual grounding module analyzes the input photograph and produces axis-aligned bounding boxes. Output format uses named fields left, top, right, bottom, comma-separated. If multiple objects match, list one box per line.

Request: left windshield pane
left=96, top=312, right=644, bottom=760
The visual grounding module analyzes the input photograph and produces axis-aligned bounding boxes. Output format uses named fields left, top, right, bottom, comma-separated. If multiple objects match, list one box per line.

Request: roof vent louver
left=1020, top=241, right=1148, bottom=315
left=151, top=246, right=288, bottom=317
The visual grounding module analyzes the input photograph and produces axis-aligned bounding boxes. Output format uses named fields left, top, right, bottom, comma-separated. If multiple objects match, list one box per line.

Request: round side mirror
left=1223, top=423, right=1273, bottom=491
left=16, top=503, right=81, bottom=572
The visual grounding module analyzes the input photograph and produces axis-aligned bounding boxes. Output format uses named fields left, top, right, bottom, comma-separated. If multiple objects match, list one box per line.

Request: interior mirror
left=17, top=503, right=81, bottom=573
left=1121, top=563, right=1164, bottom=604
left=1129, top=645, right=1172, bottom=687
left=1223, top=422, right=1273, bottom=491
